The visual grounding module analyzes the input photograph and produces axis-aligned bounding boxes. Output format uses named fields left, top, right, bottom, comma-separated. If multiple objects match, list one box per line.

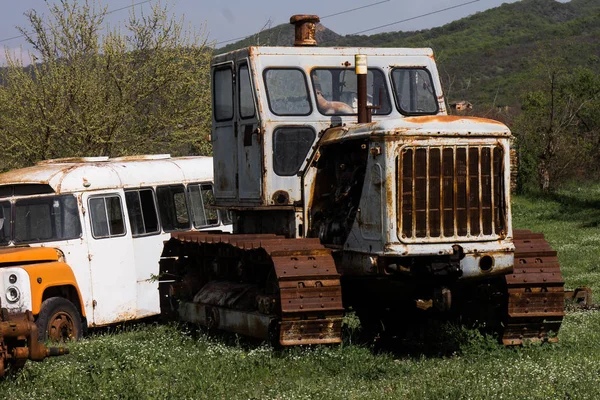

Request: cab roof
left=212, top=46, right=435, bottom=64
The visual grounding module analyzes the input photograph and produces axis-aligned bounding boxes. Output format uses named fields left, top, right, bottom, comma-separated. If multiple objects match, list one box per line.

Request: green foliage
left=513, top=51, right=600, bottom=191
left=0, top=0, right=213, bottom=170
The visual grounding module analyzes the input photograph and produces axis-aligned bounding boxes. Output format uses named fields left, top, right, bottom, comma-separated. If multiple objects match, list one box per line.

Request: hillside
left=217, top=0, right=600, bottom=111
left=217, top=23, right=341, bottom=54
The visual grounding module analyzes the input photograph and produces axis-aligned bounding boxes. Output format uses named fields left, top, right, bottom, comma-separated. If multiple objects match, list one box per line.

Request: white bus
left=0, top=155, right=231, bottom=341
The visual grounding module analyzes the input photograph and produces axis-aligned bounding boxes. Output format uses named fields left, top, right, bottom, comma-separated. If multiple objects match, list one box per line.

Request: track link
left=502, top=229, right=565, bottom=345
left=164, top=232, right=344, bottom=346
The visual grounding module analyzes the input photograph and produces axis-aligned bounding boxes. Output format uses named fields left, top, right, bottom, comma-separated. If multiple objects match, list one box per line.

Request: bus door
left=83, top=191, right=137, bottom=325
left=124, top=188, right=165, bottom=318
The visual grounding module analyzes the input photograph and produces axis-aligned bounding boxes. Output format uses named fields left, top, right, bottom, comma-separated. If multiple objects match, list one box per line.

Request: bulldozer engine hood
left=319, top=116, right=511, bottom=145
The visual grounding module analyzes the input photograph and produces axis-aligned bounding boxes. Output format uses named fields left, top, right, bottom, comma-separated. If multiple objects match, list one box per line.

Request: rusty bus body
left=0, top=155, right=231, bottom=344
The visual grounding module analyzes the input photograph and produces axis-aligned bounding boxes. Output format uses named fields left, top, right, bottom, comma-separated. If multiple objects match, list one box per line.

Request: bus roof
left=0, top=155, right=214, bottom=195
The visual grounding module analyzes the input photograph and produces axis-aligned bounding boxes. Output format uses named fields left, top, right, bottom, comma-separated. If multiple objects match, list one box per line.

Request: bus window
left=187, top=183, right=219, bottom=228
left=125, top=189, right=160, bottom=236
left=156, top=185, right=190, bottom=232
left=13, top=195, right=81, bottom=244
left=89, top=195, right=126, bottom=239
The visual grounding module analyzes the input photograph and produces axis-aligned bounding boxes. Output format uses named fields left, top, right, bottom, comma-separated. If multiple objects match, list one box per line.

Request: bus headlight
left=8, top=274, right=17, bottom=284
left=6, top=286, right=20, bottom=303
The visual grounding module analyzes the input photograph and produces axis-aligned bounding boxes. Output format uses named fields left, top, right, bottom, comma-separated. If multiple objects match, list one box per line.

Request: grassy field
left=2, top=185, right=600, bottom=399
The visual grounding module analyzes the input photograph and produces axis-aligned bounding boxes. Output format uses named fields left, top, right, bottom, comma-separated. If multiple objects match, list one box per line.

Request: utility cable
left=350, top=0, right=480, bottom=35
left=214, top=0, right=391, bottom=46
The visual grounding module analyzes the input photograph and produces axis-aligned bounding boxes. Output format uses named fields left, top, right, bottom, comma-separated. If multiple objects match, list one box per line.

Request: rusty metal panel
left=507, top=290, right=565, bottom=317
left=398, top=143, right=505, bottom=243
left=279, top=286, right=343, bottom=313
left=280, top=317, right=342, bottom=345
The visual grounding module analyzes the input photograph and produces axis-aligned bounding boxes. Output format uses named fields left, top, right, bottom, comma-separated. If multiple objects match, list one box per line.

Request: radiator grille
left=399, top=145, right=505, bottom=241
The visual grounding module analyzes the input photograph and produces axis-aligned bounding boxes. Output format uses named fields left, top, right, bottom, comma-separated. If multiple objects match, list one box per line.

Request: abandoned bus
left=0, top=155, right=231, bottom=341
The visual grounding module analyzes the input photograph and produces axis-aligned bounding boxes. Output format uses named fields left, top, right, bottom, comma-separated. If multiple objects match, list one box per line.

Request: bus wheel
left=36, top=297, right=82, bottom=342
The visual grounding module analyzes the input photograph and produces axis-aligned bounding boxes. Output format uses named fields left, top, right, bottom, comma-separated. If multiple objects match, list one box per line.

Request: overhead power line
left=214, top=0, right=391, bottom=46
left=0, top=0, right=151, bottom=44
left=320, top=0, right=391, bottom=19
left=350, top=0, right=480, bottom=35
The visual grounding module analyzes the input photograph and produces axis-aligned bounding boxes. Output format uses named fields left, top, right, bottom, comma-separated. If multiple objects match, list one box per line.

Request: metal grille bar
left=399, top=145, right=505, bottom=241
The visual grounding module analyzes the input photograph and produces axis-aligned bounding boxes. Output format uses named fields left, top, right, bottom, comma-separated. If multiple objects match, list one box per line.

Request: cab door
left=212, top=62, right=238, bottom=203
left=83, top=191, right=137, bottom=325
left=236, top=61, right=262, bottom=202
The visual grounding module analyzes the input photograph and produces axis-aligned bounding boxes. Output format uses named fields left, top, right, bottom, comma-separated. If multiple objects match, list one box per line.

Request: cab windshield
left=391, top=68, right=439, bottom=115
left=310, top=68, right=391, bottom=116
left=0, top=195, right=82, bottom=245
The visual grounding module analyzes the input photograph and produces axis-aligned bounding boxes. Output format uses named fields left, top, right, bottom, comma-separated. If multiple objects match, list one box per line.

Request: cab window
left=213, top=66, right=234, bottom=121
left=239, top=63, right=255, bottom=119
left=391, top=68, right=438, bottom=115
left=89, top=195, right=125, bottom=239
left=311, top=68, right=391, bottom=116
left=12, top=195, right=82, bottom=244
left=264, top=68, right=311, bottom=116
left=0, top=201, right=10, bottom=245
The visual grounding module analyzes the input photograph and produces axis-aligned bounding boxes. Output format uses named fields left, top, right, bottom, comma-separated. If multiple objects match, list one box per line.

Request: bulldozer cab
left=210, top=46, right=446, bottom=214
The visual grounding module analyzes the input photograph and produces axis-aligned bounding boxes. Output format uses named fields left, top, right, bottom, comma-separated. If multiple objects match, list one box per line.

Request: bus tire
left=36, top=297, right=83, bottom=342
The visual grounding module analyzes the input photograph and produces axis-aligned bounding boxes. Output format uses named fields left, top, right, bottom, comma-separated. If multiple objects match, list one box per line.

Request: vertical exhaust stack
left=355, top=54, right=370, bottom=123
left=290, top=15, right=320, bottom=46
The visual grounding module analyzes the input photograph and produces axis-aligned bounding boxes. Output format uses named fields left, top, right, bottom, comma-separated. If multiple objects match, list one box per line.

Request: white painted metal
left=82, top=190, right=137, bottom=325
left=0, top=267, right=32, bottom=313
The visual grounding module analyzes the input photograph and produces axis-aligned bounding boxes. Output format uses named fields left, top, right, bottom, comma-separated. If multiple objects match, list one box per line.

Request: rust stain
left=404, top=115, right=506, bottom=126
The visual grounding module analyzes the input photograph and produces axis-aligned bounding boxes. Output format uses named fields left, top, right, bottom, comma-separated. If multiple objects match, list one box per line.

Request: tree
left=0, top=0, right=213, bottom=170
left=513, top=49, right=600, bottom=192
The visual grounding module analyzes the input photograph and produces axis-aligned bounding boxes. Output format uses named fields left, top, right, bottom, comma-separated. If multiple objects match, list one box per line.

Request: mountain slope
left=217, top=23, right=341, bottom=54
left=217, top=0, right=600, bottom=110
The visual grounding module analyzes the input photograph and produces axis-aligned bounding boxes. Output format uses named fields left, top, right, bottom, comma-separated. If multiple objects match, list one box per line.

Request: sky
left=0, top=0, right=546, bottom=64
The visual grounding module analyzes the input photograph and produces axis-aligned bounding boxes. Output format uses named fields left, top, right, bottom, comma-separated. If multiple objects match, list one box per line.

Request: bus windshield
left=0, top=195, right=82, bottom=245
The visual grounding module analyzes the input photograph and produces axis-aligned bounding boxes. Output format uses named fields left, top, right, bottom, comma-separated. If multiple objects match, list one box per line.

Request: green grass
left=2, top=185, right=600, bottom=399
left=2, top=315, right=600, bottom=399
left=513, top=183, right=600, bottom=296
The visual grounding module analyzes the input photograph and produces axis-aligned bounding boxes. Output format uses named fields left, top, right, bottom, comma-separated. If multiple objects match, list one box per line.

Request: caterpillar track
left=502, top=230, right=565, bottom=345
left=160, top=232, right=343, bottom=346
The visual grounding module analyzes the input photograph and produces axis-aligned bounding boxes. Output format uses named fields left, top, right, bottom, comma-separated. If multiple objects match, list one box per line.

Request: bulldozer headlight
left=6, top=286, right=20, bottom=303
left=8, top=274, right=17, bottom=284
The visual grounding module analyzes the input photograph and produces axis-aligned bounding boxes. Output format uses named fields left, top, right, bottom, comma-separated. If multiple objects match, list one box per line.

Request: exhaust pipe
left=355, top=54, right=369, bottom=123
left=290, top=15, right=320, bottom=47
